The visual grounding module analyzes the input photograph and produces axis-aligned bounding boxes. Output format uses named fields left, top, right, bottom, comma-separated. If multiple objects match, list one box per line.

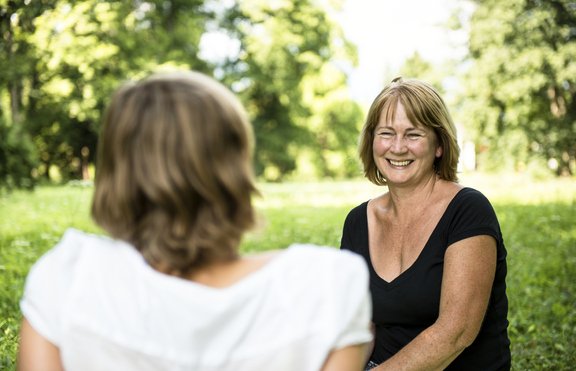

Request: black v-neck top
left=341, top=187, right=510, bottom=370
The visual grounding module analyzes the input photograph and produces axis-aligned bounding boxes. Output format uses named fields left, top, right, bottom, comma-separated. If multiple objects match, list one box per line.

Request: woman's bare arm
left=372, top=234, right=497, bottom=371
left=322, top=344, right=367, bottom=371
left=18, top=317, right=63, bottom=371
left=363, top=322, right=375, bottom=365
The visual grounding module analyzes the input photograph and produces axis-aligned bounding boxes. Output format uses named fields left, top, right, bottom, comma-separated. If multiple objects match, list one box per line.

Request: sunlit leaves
left=221, top=0, right=360, bottom=180
left=1, top=0, right=210, bottom=184
left=3, top=0, right=362, bottom=184
left=460, top=0, right=576, bottom=175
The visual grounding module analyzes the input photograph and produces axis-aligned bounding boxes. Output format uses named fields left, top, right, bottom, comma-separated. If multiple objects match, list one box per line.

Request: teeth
left=390, top=160, right=411, bottom=166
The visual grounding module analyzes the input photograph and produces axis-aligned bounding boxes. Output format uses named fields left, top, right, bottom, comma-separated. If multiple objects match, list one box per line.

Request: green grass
left=1, top=174, right=575, bottom=369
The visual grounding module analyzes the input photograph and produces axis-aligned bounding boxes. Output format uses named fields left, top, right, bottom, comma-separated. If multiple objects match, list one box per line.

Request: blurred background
left=1, top=2, right=576, bottom=368
left=1, top=0, right=575, bottom=188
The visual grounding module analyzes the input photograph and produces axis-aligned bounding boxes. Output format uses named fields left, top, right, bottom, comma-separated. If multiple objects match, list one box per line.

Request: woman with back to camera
left=18, top=71, right=373, bottom=371
left=340, top=77, right=511, bottom=370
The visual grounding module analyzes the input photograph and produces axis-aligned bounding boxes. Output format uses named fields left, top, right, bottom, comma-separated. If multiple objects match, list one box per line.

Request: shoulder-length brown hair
left=92, top=71, right=259, bottom=275
left=358, top=77, right=460, bottom=186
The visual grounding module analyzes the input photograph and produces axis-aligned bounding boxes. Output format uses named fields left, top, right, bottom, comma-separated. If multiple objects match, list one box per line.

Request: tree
left=1, top=0, right=209, bottom=184
left=459, top=0, right=576, bottom=175
left=0, top=115, right=37, bottom=191
left=219, top=0, right=361, bottom=180
left=2, top=0, right=361, bottom=184
left=300, top=62, right=364, bottom=178
left=398, top=52, right=447, bottom=94
left=29, top=0, right=210, bottom=180
left=0, top=0, right=55, bottom=189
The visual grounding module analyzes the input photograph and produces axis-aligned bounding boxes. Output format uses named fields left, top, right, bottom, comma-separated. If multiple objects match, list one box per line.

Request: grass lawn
left=1, top=173, right=575, bottom=369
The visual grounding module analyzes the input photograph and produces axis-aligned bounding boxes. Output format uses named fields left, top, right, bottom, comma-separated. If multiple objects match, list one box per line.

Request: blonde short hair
left=92, top=71, right=259, bottom=275
left=358, top=77, right=460, bottom=186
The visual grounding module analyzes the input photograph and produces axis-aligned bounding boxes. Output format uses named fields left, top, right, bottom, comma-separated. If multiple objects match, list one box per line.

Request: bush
left=0, top=118, right=38, bottom=192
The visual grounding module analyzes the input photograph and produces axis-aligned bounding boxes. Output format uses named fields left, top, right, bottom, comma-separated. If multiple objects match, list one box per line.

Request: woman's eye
left=407, top=134, right=422, bottom=139
left=379, top=132, right=393, bottom=137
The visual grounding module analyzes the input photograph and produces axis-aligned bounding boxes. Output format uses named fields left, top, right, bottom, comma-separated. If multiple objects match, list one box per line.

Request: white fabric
left=21, top=229, right=372, bottom=371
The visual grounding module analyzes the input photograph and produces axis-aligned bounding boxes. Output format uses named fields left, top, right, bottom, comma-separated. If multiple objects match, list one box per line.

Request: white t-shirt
left=21, top=229, right=372, bottom=371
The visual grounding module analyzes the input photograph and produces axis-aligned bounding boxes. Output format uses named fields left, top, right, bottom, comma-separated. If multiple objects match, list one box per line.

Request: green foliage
left=0, top=0, right=209, bottom=182
left=15, top=0, right=209, bottom=182
left=399, top=51, right=446, bottom=94
left=219, top=0, right=360, bottom=180
left=299, top=63, right=364, bottom=179
left=1, top=175, right=575, bottom=368
left=1, top=0, right=360, bottom=183
left=0, top=118, right=37, bottom=191
left=459, top=0, right=576, bottom=176
left=0, top=317, right=19, bottom=370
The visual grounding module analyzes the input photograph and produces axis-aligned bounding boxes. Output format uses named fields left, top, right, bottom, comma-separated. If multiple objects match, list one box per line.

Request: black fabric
left=341, top=187, right=511, bottom=370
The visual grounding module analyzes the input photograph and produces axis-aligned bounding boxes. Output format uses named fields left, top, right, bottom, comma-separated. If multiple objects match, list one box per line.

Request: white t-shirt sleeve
left=333, top=286, right=372, bottom=350
left=331, top=249, right=373, bottom=350
left=20, top=229, right=85, bottom=346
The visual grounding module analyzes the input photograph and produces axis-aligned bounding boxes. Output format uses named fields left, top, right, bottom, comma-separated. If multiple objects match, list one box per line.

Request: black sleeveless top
left=341, top=188, right=511, bottom=370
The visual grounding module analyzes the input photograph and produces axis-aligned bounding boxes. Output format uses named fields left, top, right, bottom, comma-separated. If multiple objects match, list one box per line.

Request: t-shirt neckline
left=126, top=242, right=297, bottom=293
left=363, top=187, right=468, bottom=288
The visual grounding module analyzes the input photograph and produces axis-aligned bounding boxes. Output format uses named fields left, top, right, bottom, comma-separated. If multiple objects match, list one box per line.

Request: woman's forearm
left=371, top=323, right=466, bottom=371
left=364, top=322, right=376, bottom=365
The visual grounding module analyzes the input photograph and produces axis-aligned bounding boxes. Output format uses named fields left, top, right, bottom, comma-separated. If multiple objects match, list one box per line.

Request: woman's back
left=18, top=71, right=372, bottom=370
left=21, top=229, right=372, bottom=371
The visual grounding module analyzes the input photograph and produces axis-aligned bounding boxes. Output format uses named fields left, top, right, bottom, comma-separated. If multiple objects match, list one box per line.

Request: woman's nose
left=390, top=135, right=407, bottom=153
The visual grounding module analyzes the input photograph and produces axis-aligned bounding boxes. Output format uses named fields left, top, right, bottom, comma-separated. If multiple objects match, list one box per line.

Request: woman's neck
left=154, top=251, right=280, bottom=288
left=386, top=173, right=441, bottom=215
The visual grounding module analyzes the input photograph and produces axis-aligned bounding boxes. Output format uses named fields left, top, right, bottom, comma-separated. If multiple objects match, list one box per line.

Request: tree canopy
left=1, top=0, right=362, bottom=188
left=4, top=0, right=575, bottom=189
left=459, top=0, right=576, bottom=175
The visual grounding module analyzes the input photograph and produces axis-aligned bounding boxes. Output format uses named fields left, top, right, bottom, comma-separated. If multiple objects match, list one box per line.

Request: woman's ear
left=436, top=146, right=443, bottom=158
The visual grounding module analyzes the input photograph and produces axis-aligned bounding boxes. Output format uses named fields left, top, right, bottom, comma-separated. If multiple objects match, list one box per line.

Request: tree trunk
left=10, top=82, right=21, bottom=126
left=6, top=28, right=22, bottom=127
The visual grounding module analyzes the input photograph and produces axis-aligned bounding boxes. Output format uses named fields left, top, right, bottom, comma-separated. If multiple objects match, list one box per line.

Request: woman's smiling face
left=373, top=101, right=443, bottom=187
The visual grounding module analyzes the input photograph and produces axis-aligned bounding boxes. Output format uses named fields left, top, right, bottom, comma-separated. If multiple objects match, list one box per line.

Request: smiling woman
left=372, top=101, right=442, bottom=187
left=341, top=77, right=511, bottom=371
left=359, top=77, right=459, bottom=187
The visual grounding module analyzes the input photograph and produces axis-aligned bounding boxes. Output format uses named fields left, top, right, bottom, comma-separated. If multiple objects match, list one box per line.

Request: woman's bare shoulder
left=436, top=180, right=464, bottom=201
left=367, top=191, right=391, bottom=210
